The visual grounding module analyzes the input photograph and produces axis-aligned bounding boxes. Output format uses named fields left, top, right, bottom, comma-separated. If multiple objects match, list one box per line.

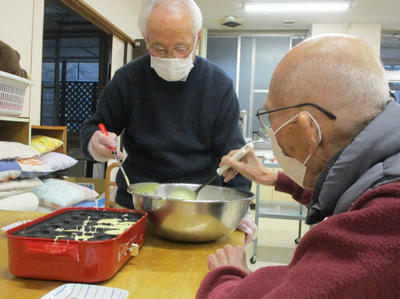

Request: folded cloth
left=0, top=158, right=51, bottom=182
left=0, top=188, right=31, bottom=199
left=0, top=177, right=42, bottom=192
left=0, top=141, right=40, bottom=160
left=37, top=152, right=77, bottom=172
left=0, top=40, right=27, bottom=78
left=32, top=178, right=98, bottom=209
left=0, top=192, right=39, bottom=211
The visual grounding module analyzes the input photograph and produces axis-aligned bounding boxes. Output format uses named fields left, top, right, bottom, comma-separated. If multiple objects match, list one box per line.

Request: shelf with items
left=31, top=125, right=67, bottom=154
left=0, top=116, right=30, bottom=144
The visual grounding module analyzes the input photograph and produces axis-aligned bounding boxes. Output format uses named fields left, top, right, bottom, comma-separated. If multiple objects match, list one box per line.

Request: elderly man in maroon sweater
left=196, top=35, right=400, bottom=298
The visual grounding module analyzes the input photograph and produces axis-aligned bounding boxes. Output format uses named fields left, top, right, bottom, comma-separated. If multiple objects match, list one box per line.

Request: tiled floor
left=245, top=211, right=310, bottom=271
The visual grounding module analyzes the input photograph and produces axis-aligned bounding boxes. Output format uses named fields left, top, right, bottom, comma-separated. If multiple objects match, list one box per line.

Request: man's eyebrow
left=151, top=42, right=164, bottom=48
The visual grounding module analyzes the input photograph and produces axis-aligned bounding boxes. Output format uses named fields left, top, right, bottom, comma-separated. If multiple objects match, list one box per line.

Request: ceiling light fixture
left=244, top=1, right=350, bottom=13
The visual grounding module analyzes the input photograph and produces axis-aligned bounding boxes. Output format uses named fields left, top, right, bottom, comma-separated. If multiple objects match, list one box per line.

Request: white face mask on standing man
left=150, top=39, right=197, bottom=82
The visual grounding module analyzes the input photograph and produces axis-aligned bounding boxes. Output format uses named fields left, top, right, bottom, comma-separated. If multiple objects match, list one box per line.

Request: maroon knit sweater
left=196, top=174, right=400, bottom=299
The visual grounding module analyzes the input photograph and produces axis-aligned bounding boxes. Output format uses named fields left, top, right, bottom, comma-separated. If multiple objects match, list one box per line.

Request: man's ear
left=297, top=111, right=320, bottom=155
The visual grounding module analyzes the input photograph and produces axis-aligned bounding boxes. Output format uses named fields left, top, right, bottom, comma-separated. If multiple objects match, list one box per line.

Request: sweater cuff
left=80, top=125, right=98, bottom=161
left=275, top=171, right=295, bottom=194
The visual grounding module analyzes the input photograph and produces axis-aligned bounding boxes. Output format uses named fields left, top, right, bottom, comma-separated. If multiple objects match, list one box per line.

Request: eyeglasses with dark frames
left=256, top=102, right=337, bottom=130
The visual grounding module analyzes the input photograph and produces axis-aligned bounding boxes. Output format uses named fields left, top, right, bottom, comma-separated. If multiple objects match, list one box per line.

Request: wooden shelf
left=31, top=125, right=67, bottom=154
left=0, top=116, right=29, bottom=122
left=0, top=121, right=67, bottom=153
left=0, top=117, right=30, bottom=144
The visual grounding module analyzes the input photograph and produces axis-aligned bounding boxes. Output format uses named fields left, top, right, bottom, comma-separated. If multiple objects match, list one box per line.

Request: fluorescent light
left=244, top=1, right=350, bottom=13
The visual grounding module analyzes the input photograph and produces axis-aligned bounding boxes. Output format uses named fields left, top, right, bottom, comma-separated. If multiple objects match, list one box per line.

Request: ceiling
left=196, top=0, right=400, bottom=32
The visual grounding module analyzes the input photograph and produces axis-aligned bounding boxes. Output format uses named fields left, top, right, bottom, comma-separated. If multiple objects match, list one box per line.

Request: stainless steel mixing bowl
left=129, top=183, right=255, bottom=242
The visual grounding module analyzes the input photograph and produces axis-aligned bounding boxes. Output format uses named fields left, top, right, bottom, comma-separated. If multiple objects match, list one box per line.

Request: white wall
left=107, top=35, right=127, bottom=171
left=0, top=0, right=44, bottom=123
left=199, top=26, right=208, bottom=58
left=311, top=23, right=381, bottom=56
left=30, top=0, right=45, bottom=124
left=111, top=36, right=126, bottom=76
left=1, top=0, right=143, bottom=124
left=82, top=0, right=146, bottom=39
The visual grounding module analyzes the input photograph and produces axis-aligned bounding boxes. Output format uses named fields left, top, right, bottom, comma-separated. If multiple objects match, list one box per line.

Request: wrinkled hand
left=88, top=130, right=124, bottom=162
left=237, top=214, right=257, bottom=244
left=207, top=244, right=252, bottom=274
left=220, top=149, right=278, bottom=186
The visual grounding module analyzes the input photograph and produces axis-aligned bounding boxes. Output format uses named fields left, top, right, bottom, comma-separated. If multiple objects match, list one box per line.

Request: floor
left=245, top=210, right=310, bottom=271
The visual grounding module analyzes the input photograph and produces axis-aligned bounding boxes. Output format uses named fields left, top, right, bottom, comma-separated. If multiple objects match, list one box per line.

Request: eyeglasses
left=148, top=44, right=194, bottom=58
left=256, top=102, right=337, bottom=130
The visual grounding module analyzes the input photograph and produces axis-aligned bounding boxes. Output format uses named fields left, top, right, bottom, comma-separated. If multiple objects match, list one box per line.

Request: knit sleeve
left=80, top=71, right=127, bottom=160
left=196, top=192, right=400, bottom=298
left=275, top=171, right=312, bottom=206
left=211, top=80, right=251, bottom=191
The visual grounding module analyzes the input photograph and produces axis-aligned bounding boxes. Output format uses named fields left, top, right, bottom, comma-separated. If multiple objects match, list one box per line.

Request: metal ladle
left=98, top=123, right=131, bottom=187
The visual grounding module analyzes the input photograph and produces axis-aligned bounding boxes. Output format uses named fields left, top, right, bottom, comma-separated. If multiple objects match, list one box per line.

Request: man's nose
left=165, top=50, right=176, bottom=58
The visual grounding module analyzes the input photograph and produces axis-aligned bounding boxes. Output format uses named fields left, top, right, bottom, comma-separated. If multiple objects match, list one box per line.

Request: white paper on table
left=41, top=283, right=130, bottom=299
left=1, top=220, right=31, bottom=231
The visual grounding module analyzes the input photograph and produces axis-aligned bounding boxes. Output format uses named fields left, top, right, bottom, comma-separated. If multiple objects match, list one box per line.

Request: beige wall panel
left=106, top=35, right=126, bottom=172
left=311, top=23, right=381, bottom=56
left=348, top=24, right=381, bottom=56
left=0, top=0, right=34, bottom=118
left=272, top=168, right=293, bottom=202
left=82, top=0, right=145, bottom=39
left=127, top=43, right=134, bottom=63
left=111, top=36, right=126, bottom=77
left=199, top=26, right=208, bottom=58
left=30, top=0, right=45, bottom=124
left=251, top=183, right=274, bottom=202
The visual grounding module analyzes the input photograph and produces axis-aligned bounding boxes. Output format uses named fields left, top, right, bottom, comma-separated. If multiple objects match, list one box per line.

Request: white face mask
left=150, top=47, right=195, bottom=82
left=266, top=111, right=322, bottom=188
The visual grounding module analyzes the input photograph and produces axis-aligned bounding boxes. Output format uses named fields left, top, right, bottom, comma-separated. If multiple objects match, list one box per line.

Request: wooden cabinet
left=0, top=120, right=68, bottom=154
left=31, top=125, right=67, bottom=154
left=0, top=116, right=30, bottom=144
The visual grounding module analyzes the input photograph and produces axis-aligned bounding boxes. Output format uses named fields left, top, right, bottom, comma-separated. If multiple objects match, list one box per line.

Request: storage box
left=0, top=70, right=31, bottom=117
left=6, top=207, right=147, bottom=282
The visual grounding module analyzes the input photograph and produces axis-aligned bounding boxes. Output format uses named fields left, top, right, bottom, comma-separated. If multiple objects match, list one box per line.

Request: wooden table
left=0, top=210, right=244, bottom=298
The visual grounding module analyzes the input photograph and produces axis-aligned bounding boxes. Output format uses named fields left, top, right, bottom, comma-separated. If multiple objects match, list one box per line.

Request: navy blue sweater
left=80, top=54, right=251, bottom=207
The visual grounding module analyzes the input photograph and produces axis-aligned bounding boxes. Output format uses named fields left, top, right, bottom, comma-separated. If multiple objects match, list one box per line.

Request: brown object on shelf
left=31, top=125, right=67, bottom=154
left=0, top=40, right=28, bottom=78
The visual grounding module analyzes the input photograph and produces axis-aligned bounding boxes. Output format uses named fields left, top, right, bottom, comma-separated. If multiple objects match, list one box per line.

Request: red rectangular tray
left=6, top=207, right=147, bottom=283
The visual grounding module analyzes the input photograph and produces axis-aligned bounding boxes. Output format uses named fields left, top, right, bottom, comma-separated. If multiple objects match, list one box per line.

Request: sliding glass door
left=207, top=33, right=305, bottom=138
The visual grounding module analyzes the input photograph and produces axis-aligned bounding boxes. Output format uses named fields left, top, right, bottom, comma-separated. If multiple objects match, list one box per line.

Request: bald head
left=266, top=35, right=389, bottom=189
left=268, top=34, right=388, bottom=136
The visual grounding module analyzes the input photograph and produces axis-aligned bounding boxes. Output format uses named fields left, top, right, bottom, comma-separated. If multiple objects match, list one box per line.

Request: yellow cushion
left=30, top=135, right=63, bottom=154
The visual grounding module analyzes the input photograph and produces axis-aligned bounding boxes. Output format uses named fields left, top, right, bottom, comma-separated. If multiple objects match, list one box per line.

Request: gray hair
left=139, top=0, right=203, bottom=38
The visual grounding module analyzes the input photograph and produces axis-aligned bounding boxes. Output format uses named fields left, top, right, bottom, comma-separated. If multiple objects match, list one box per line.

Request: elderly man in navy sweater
left=80, top=0, right=255, bottom=238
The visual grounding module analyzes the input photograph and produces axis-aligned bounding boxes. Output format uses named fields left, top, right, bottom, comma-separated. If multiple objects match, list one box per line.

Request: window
left=381, top=33, right=400, bottom=71
left=382, top=33, right=400, bottom=104
left=207, top=33, right=305, bottom=138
